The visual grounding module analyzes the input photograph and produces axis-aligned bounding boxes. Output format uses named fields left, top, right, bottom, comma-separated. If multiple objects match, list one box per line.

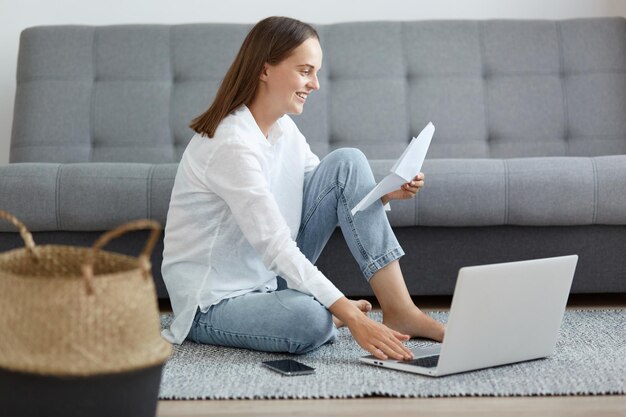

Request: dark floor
left=158, top=293, right=626, bottom=313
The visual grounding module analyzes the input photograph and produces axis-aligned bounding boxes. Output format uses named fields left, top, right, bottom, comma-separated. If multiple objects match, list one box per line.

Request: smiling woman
left=189, top=17, right=321, bottom=138
left=248, top=37, right=322, bottom=134
left=161, top=16, right=444, bottom=362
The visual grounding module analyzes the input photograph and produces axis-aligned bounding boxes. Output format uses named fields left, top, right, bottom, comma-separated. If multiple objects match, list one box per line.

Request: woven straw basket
left=0, top=210, right=171, bottom=377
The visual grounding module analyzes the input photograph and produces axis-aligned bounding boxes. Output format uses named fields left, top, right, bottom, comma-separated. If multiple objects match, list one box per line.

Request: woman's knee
left=290, top=308, right=334, bottom=354
left=275, top=290, right=335, bottom=354
left=325, top=148, right=373, bottom=184
left=327, top=148, right=368, bottom=167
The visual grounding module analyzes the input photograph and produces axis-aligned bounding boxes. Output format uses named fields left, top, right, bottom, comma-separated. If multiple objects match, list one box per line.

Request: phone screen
left=262, top=359, right=315, bottom=376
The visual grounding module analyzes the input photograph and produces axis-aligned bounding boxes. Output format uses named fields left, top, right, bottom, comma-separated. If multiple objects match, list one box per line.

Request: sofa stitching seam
left=478, top=22, right=490, bottom=157
left=147, top=164, right=155, bottom=220
left=591, top=158, right=598, bottom=224
left=400, top=22, right=410, bottom=145
left=168, top=26, right=176, bottom=161
left=89, top=28, right=98, bottom=162
left=55, top=165, right=62, bottom=230
left=556, top=21, right=571, bottom=155
left=503, top=159, right=509, bottom=225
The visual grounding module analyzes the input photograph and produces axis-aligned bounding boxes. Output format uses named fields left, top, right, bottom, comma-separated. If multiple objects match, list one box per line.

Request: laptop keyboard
left=403, top=355, right=440, bottom=368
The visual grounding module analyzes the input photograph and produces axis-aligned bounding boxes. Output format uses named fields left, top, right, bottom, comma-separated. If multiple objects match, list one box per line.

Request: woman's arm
left=204, top=139, right=343, bottom=305
left=206, top=139, right=411, bottom=360
left=329, top=297, right=413, bottom=360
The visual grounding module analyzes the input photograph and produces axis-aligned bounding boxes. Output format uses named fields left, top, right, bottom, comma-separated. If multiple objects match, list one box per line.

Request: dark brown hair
left=189, top=16, right=319, bottom=138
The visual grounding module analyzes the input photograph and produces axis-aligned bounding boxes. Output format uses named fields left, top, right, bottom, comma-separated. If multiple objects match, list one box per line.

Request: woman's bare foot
left=332, top=299, right=372, bottom=328
left=383, top=306, right=445, bottom=342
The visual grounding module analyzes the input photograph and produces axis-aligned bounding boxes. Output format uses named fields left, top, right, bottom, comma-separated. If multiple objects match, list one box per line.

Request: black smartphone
left=261, top=359, right=315, bottom=376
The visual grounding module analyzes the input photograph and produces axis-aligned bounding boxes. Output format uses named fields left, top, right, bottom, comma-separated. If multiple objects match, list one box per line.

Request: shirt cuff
left=300, top=270, right=344, bottom=309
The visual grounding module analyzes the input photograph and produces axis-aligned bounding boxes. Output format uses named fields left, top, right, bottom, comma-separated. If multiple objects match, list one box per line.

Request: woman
left=161, top=16, right=445, bottom=361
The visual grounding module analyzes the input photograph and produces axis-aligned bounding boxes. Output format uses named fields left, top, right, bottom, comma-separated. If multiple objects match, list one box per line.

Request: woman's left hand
left=381, top=173, right=425, bottom=204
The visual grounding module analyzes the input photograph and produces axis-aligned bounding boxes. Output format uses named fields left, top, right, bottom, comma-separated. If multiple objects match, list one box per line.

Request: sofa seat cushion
left=371, top=155, right=626, bottom=226
left=1, top=156, right=625, bottom=232
left=0, top=163, right=177, bottom=231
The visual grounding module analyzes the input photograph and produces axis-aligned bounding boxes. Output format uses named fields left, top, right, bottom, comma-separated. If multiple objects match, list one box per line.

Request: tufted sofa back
left=11, top=18, right=626, bottom=163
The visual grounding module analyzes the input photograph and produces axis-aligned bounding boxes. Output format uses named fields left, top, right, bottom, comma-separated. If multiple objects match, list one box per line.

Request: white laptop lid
left=435, top=255, right=578, bottom=376
left=359, top=255, right=578, bottom=376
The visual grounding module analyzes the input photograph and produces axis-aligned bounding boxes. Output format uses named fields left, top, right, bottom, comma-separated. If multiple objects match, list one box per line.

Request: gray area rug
left=158, top=310, right=626, bottom=399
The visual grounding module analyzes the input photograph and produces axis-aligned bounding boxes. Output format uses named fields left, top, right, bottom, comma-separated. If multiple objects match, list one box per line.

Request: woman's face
left=261, top=37, right=323, bottom=116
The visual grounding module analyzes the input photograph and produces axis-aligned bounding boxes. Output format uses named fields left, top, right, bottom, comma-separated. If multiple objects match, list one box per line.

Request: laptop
left=359, top=255, right=578, bottom=377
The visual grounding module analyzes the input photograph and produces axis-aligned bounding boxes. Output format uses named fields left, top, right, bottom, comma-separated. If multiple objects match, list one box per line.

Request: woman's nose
left=308, top=74, right=320, bottom=91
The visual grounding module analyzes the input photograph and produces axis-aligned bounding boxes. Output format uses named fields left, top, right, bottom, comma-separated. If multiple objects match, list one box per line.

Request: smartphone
left=261, top=359, right=315, bottom=376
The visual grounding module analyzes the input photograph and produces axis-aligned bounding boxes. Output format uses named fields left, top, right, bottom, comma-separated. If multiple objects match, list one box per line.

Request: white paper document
left=351, top=122, right=435, bottom=216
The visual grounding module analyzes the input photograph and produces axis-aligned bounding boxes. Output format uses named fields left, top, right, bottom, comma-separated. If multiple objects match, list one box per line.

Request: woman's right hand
left=346, top=313, right=414, bottom=361
left=329, top=296, right=413, bottom=361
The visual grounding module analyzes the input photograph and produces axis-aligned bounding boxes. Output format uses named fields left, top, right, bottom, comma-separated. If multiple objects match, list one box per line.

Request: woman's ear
left=259, top=63, right=270, bottom=82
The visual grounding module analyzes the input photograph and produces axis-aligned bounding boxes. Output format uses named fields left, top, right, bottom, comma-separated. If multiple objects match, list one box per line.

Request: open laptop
left=360, top=255, right=578, bottom=377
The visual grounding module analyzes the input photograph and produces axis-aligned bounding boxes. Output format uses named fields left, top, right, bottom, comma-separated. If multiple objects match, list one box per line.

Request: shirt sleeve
left=204, top=138, right=343, bottom=308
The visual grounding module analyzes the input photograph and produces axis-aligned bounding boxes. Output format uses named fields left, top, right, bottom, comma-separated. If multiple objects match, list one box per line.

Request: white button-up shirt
left=161, top=106, right=344, bottom=344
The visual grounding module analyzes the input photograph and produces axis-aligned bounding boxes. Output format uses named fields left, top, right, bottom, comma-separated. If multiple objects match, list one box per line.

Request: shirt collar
left=237, top=105, right=284, bottom=146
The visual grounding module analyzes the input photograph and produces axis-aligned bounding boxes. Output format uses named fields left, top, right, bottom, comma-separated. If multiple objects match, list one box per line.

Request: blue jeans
left=187, top=148, right=404, bottom=354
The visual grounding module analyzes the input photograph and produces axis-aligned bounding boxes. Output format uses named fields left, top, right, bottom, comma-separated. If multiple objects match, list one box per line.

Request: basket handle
left=81, top=219, right=162, bottom=295
left=0, top=210, right=38, bottom=260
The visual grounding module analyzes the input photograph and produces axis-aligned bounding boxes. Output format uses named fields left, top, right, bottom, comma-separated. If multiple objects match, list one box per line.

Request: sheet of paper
left=351, top=122, right=435, bottom=216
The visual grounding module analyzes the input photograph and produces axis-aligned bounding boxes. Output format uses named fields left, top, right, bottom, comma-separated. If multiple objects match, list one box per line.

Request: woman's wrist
left=329, top=296, right=365, bottom=326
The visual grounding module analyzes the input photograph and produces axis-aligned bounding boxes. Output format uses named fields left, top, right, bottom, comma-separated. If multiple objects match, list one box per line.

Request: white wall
left=1, top=0, right=625, bottom=164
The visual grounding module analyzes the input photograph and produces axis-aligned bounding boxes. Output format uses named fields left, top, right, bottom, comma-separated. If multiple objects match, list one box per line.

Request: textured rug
left=158, top=310, right=626, bottom=399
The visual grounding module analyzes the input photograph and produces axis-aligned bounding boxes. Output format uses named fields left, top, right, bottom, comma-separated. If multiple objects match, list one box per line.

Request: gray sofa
left=2, top=18, right=626, bottom=298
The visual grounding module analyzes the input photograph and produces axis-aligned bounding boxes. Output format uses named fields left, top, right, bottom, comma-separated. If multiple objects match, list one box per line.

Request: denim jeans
left=187, top=148, right=404, bottom=354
